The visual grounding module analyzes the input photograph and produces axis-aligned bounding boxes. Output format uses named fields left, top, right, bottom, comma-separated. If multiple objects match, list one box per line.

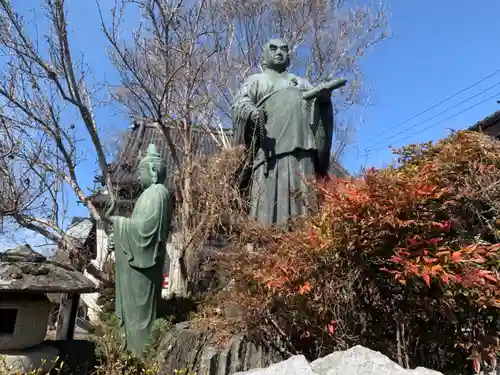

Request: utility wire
left=369, top=68, right=500, bottom=140
left=366, top=91, right=500, bottom=155
left=365, top=81, right=500, bottom=152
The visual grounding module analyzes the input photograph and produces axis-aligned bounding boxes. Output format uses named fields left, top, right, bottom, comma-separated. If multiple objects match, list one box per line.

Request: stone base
left=0, top=344, right=59, bottom=374
left=44, top=340, right=96, bottom=375
left=157, top=321, right=285, bottom=375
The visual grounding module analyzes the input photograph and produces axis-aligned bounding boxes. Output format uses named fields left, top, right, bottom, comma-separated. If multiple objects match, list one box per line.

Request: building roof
left=97, top=119, right=348, bottom=185
left=468, top=110, right=500, bottom=138
left=92, top=119, right=350, bottom=207
left=52, top=217, right=96, bottom=266
left=94, top=119, right=232, bottom=195
left=66, top=217, right=94, bottom=244
left=0, top=244, right=98, bottom=293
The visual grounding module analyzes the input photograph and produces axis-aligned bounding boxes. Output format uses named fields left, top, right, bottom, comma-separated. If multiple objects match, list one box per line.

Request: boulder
left=156, top=322, right=284, bottom=375
left=232, top=355, right=313, bottom=375
left=234, top=345, right=444, bottom=375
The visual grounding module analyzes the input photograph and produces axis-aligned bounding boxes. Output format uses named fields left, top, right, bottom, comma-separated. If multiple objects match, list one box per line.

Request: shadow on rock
left=158, top=295, right=199, bottom=323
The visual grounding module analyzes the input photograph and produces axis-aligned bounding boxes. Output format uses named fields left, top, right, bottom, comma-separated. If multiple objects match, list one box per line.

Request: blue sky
left=343, top=0, right=500, bottom=173
left=3, top=0, right=500, bottom=249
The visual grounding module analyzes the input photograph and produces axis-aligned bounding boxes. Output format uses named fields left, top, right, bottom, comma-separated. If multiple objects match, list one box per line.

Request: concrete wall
left=81, top=219, right=112, bottom=323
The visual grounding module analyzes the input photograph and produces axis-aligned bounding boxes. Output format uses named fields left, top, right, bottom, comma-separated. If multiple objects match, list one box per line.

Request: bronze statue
left=105, top=143, right=173, bottom=356
left=232, top=38, right=345, bottom=226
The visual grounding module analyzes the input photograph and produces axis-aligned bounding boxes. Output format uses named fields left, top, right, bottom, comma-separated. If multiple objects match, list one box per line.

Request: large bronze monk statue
left=232, top=38, right=345, bottom=226
left=104, top=143, right=173, bottom=356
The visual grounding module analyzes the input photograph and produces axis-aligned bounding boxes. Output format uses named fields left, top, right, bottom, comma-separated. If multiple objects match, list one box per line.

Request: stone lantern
left=0, top=245, right=98, bottom=374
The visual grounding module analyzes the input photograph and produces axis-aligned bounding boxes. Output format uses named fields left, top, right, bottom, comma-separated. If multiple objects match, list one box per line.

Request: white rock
left=233, top=345, right=444, bottom=375
left=311, top=345, right=443, bottom=375
left=234, top=354, right=314, bottom=375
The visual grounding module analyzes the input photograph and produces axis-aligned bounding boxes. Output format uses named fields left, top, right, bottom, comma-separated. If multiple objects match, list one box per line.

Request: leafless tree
left=0, top=117, right=16, bottom=235
left=0, top=0, right=114, bottom=253
left=101, top=0, right=389, bottom=295
left=0, top=0, right=388, bottom=296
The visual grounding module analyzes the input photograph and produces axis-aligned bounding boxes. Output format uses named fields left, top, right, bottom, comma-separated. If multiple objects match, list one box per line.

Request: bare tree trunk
left=167, top=232, right=189, bottom=297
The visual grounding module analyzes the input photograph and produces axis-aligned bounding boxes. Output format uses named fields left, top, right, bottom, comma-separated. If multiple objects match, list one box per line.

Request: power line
left=369, top=68, right=500, bottom=140
left=365, top=80, right=500, bottom=152
left=366, top=91, right=500, bottom=155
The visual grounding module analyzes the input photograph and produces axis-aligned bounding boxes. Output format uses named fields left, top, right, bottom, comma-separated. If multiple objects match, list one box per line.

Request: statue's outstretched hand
left=107, top=235, right=115, bottom=252
left=104, top=234, right=115, bottom=264
left=102, top=197, right=117, bottom=224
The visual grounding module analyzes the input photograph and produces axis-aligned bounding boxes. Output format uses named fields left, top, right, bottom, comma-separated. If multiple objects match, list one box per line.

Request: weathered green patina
left=105, top=143, right=172, bottom=356
left=232, top=38, right=345, bottom=227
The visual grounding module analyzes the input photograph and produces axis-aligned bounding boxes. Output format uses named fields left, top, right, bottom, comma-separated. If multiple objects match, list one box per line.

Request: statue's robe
left=232, top=69, right=334, bottom=226
left=111, top=183, right=172, bottom=356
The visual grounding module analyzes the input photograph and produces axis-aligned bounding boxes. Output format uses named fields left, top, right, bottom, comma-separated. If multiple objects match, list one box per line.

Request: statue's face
left=262, top=38, right=289, bottom=72
left=138, top=163, right=154, bottom=188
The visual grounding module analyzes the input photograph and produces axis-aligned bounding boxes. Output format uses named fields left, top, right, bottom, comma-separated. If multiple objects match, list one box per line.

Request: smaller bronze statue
left=104, top=143, right=173, bottom=356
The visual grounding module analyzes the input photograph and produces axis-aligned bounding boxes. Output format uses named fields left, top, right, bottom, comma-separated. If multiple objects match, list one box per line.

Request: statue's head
left=261, top=38, right=290, bottom=73
left=137, top=143, right=167, bottom=188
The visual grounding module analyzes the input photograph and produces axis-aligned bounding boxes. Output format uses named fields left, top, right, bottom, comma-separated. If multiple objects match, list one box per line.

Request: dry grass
left=171, top=144, right=250, bottom=280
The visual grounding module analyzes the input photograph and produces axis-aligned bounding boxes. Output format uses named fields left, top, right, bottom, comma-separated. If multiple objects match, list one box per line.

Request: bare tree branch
left=101, top=0, right=388, bottom=295
left=0, top=0, right=114, bottom=254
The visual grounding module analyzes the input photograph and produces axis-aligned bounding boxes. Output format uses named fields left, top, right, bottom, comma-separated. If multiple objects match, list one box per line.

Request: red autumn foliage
left=203, top=131, right=500, bottom=374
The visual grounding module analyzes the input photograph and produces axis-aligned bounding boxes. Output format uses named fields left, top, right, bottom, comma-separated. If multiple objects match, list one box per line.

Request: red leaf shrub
left=203, top=131, right=500, bottom=373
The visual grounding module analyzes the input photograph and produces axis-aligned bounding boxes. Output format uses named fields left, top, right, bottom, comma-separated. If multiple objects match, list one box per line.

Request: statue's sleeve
left=315, top=99, right=334, bottom=177
left=301, top=77, right=334, bottom=177
left=231, top=76, right=260, bottom=148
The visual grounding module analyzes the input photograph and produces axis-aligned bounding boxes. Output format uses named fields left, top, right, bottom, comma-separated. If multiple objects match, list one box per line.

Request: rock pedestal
left=0, top=344, right=59, bottom=374
left=156, top=322, right=285, bottom=375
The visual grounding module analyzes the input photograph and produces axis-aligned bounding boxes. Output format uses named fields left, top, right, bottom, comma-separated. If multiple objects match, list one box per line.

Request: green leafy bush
left=91, top=314, right=171, bottom=375
left=208, top=131, right=499, bottom=374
